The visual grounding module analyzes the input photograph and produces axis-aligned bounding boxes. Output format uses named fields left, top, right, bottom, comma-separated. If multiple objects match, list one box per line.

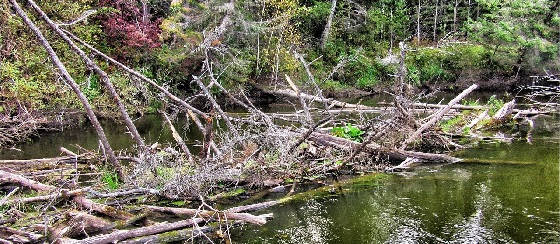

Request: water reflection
left=234, top=138, right=559, bottom=243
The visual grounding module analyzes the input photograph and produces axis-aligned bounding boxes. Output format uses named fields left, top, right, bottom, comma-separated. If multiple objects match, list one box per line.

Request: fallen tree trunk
left=74, top=218, right=204, bottom=244
left=2, top=188, right=88, bottom=205
left=28, top=0, right=145, bottom=149
left=62, top=30, right=207, bottom=120
left=162, top=112, right=192, bottom=161
left=305, top=132, right=460, bottom=163
left=9, top=0, right=122, bottom=178
left=145, top=205, right=269, bottom=225
left=0, top=170, right=132, bottom=220
left=0, top=155, right=90, bottom=167
left=409, top=102, right=486, bottom=110
left=50, top=211, right=114, bottom=240
left=401, top=84, right=478, bottom=149
left=493, top=100, right=515, bottom=121
left=268, top=89, right=374, bottom=110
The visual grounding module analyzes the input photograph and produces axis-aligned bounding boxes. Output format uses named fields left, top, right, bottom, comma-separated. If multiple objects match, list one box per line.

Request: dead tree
left=27, top=0, right=145, bottom=149
left=401, top=84, right=478, bottom=149
left=9, top=0, right=123, bottom=178
left=162, top=112, right=192, bottom=161
left=433, top=0, right=439, bottom=41
left=61, top=30, right=207, bottom=119
left=320, top=0, right=337, bottom=50
left=417, top=0, right=421, bottom=42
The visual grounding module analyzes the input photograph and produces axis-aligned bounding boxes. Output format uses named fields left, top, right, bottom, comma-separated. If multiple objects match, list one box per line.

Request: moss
left=279, top=173, right=390, bottom=204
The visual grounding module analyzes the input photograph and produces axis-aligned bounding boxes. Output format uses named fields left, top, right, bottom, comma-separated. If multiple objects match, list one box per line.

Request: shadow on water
left=0, top=114, right=202, bottom=160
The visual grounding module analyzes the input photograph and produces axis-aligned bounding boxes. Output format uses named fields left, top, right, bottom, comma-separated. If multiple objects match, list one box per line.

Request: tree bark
left=453, top=0, right=459, bottom=32
left=304, top=132, right=460, bottom=163
left=75, top=218, right=204, bottom=244
left=320, top=0, right=337, bottom=50
left=162, top=112, right=192, bottom=161
left=0, top=170, right=132, bottom=220
left=269, top=88, right=373, bottom=110
left=417, top=0, right=421, bottom=42
left=294, top=51, right=329, bottom=110
left=433, top=0, right=439, bottom=41
left=285, top=75, right=312, bottom=125
left=10, top=0, right=122, bottom=178
left=144, top=205, right=269, bottom=225
left=27, top=0, right=145, bottom=149
left=401, top=84, right=478, bottom=149
left=193, top=76, right=238, bottom=137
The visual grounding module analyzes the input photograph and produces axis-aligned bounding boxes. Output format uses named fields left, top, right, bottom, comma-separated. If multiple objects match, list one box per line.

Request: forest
left=0, top=0, right=559, bottom=243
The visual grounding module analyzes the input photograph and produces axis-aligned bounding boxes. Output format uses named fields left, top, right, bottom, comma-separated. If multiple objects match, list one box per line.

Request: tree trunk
left=75, top=218, right=204, bottom=244
left=62, top=30, right=208, bottom=119
left=417, top=0, right=421, bottom=42
left=162, top=112, right=192, bottom=161
left=144, top=205, right=269, bottom=225
left=453, top=0, right=459, bottom=32
left=433, top=0, right=439, bottom=41
left=27, top=0, right=145, bottom=149
left=401, top=84, right=478, bottom=149
left=320, top=0, right=337, bottom=50
left=141, top=0, right=149, bottom=24
left=10, top=0, right=122, bottom=178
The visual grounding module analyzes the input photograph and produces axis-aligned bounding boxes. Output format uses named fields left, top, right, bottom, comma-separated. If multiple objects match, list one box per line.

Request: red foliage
left=99, top=0, right=162, bottom=51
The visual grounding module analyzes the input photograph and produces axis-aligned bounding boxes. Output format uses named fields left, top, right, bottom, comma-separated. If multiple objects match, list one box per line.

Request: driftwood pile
left=2, top=0, right=559, bottom=243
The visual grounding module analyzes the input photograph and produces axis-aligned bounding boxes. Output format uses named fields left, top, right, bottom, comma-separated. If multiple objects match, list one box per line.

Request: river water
left=0, top=99, right=558, bottom=243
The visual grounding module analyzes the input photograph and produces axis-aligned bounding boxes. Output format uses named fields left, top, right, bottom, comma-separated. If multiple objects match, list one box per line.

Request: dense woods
left=0, top=0, right=558, bottom=243
left=1, top=0, right=558, bottom=114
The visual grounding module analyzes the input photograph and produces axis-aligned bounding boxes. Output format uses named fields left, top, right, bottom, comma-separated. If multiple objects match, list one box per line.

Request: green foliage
left=331, top=123, right=364, bottom=142
left=465, top=0, right=559, bottom=72
left=102, top=171, right=120, bottom=190
left=440, top=116, right=463, bottom=133
left=486, top=95, right=505, bottom=116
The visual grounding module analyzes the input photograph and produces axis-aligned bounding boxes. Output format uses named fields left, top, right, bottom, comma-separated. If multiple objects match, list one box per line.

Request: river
left=0, top=97, right=558, bottom=243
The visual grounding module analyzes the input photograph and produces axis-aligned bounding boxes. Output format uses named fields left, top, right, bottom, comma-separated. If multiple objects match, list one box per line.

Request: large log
left=74, top=218, right=204, bottom=244
left=401, top=84, right=478, bottom=149
left=269, top=89, right=374, bottom=110
left=50, top=211, right=114, bottom=240
left=144, top=205, right=269, bottom=225
left=305, top=132, right=460, bottom=163
left=493, top=100, right=516, bottom=121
